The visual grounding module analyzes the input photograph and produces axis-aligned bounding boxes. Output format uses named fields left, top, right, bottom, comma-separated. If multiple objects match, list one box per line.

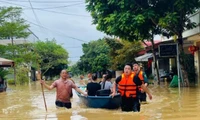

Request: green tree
left=0, top=6, right=30, bottom=44
left=43, top=63, right=68, bottom=80
left=0, top=44, right=7, bottom=55
left=34, top=39, right=69, bottom=76
left=4, top=43, right=36, bottom=64
left=0, top=6, right=30, bottom=85
left=156, top=0, right=200, bottom=86
left=78, top=39, right=111, bottom=73
left=0, top=68, right=9, bottom=80
left=0, top=43, right=36, bottom=85
left=68, top=63, right=83, bottom=76
left=85, top=0, right=162, bottom=83
left=86, top=0, right=200, bottom=85
left=105, top=37, right=143, bottom=70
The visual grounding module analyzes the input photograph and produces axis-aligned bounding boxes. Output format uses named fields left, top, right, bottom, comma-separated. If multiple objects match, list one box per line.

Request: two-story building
left=182, top=11, right=200, bottom=85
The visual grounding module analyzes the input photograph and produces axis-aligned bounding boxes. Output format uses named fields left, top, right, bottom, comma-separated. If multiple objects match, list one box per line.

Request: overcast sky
left=0, top=0, right=161, bottom=64
left=0, top=0, right=105, bottom=63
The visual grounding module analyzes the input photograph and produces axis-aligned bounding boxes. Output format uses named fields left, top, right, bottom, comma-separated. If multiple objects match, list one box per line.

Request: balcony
left=183, top=10, right=200, bottom=41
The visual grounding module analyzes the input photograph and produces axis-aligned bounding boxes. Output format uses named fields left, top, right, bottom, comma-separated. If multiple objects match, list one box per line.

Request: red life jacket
left=118, top=73, right=137, bottom=98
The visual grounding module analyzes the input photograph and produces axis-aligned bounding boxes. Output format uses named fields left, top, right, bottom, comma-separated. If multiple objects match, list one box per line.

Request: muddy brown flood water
left=0, top=81, right=200, bottom=120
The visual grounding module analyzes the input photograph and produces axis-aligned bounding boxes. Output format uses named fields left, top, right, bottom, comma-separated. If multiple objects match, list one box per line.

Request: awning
left=0, top=57, right=14, bottom=67
left=135, top=53, right=153, bottom=62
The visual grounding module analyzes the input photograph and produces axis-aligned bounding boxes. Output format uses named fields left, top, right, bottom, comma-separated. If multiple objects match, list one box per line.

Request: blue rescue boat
left=76, top=87, right=121, bottom=109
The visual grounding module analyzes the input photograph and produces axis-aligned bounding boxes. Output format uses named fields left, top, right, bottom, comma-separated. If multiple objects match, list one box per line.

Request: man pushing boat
left=111, top=63, right=152, bottom=112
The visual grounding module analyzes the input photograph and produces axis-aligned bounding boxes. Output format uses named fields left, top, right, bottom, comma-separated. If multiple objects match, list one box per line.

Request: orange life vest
left=118, top=73, right=137, bottom=98
left=137, top=71, right=144, bottom=91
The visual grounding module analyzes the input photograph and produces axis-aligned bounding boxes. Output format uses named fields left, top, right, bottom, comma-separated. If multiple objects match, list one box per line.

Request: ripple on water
left=2, top=81, right=200, bottom=120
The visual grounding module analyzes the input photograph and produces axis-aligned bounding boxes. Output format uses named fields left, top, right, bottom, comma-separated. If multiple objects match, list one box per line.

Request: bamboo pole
left=37, top=71, right=47, bottom=112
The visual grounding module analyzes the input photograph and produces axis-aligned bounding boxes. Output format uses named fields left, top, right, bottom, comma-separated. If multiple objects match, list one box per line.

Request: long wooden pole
left=37, top=71, right=48, bottom=112
left=41, top=82, right=47, bottom=112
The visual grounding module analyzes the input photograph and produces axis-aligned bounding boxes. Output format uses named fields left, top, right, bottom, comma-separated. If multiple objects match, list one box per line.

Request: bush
left=7, top=79, right=15, bottom=85
left=0, top=68, right=9, bottom=80
left=16, top=67, right=29, bottom=85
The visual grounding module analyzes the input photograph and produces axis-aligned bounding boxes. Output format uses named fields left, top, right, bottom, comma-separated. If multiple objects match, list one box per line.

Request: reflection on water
left=0, top=81, right=200, bottom=120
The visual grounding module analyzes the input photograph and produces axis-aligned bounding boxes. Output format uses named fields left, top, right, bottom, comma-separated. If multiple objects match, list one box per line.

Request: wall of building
left=194, top=41, right=200, bottom=85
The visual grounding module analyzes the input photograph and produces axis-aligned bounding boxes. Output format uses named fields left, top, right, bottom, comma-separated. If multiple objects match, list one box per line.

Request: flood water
left=0, top=80, right=200, bottom=120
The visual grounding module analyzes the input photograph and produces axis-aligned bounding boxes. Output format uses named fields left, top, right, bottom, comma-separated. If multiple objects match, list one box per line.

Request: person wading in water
left=133, top=63, right=149, bottom=102
left=40, top=69, right=87, bottom=109
left=111, top=63, right=152, bottom=112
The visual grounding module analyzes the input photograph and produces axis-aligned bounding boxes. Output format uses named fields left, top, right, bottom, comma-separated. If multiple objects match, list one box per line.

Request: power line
left=23, top=2, right=84, bottom=10
left=27, top=28, right=39, bottom=40
left=0, top=0, right=90, bottom=43
left=3, top=0, right=83, bottom=3
left=26, top=20, right=87, bottom=43
left=0, top=0, right=28, bottom=7
left=28, top=0, right=40, bottom=24
left=0, top=0, right=90, bottom=17
left=28, top=0, right=43, bottom=33
left=33, top=9, right=90, bottom=17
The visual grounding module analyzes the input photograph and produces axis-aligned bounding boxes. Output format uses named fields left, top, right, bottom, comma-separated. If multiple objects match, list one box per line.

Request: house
left=182, top=11, right=200, bottom=85
left=153, top=10, right=200, bottom=84
left=0, top=29, right=39, bottom=45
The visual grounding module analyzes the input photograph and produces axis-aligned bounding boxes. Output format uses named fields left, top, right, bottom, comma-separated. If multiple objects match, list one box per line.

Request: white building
left=0, top=29, right=39, bottom=45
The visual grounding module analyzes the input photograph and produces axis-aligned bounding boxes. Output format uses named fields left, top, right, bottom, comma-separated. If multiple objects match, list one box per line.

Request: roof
left=137, top=40, right=162, bottom=55
left=135, top=53, right=153, bottom=62
left=135, top=52, right=159, bottom=62
left=0, top=57, right=14, bottom=67
left=142, top=40, right=162, bottom=47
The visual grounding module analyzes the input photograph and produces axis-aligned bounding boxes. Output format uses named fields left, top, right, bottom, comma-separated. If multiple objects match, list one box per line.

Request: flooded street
left=0, top=81, right=200, bottom=120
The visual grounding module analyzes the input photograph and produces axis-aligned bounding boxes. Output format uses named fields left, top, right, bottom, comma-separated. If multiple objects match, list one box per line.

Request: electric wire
left=0, top=0, right=89, bottom=17
left=32, top=9, right=90, bottom=17
left=26, top=20, right=87, bottom=43
left=23, top=2, right=85, bottom=10
left=28, top=0, right=44, bottom=33
left=3, top=0, right=83, bottom=3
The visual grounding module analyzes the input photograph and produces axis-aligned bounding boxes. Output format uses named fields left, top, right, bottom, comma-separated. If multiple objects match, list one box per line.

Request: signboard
left=159, top=44, right=177, bottom=57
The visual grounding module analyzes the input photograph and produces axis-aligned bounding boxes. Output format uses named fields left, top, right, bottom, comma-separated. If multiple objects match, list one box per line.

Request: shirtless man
left=40, top=70, right=87, bottom=108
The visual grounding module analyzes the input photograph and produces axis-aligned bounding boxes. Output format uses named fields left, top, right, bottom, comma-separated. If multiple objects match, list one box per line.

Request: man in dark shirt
left=86, top=73, right=101, bottom=96
left=111, top=63, right=152, bottom=112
